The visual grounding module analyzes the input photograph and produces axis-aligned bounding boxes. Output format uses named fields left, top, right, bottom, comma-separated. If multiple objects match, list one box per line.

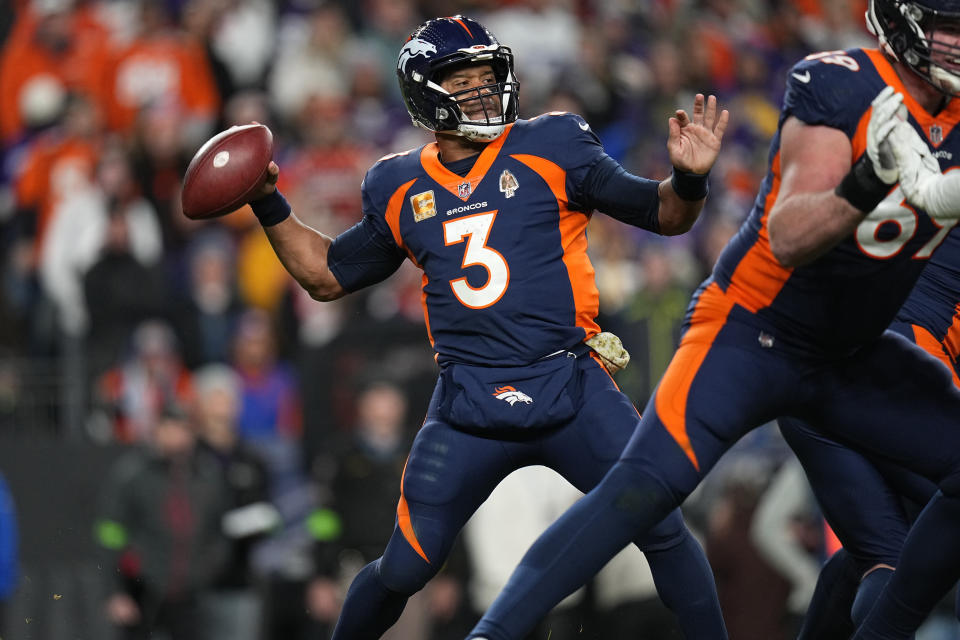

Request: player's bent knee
left=378, top=554, right=436, bottom=595
left=603, top=460, right=682, bottom=535
left=378, top=539, right=443, bottom=595
left=635, top=507, right=691, bottom=552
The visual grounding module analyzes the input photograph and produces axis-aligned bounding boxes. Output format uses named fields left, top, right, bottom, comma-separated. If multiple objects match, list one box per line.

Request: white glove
left=867, top=86, right=905, bottom=185
left=887, top=119, right=960, bottom=218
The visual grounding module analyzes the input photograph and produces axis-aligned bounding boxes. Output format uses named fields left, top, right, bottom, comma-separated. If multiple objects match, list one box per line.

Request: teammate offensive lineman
left=464, top=2, right=960, bottom=639
left=243, top=15, right=731, bottom=640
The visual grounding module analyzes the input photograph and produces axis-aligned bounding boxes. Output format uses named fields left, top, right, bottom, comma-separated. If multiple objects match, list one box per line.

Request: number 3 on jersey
left=443, top=211, right=510, bottom=309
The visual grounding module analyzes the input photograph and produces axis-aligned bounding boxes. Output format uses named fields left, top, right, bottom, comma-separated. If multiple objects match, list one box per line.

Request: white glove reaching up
left=867, top=86, right=905, bottom=185
left=886, top=118, right=960, bottom=218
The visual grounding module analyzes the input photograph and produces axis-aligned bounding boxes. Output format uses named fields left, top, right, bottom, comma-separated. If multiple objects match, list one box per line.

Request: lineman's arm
left=769, top=86, right=904, bottom=267
left=253, top=162, right=347, bottom=302
left=766, top=119, right=868, bottom=267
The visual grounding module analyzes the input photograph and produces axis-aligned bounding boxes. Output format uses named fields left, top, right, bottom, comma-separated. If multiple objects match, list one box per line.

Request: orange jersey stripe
left=511, top=153, right=600, bottom=339
left=396, top=462, right=430, bottom=563
left=824, top=521, right=843, bottom=557
left=852, top=105, right=871, bottom=160
left=724, top=151, right=794, bottom=312
left=383, top=180, right=436, bottom=354
left=912, top=323, right=960, bottom=387
left=654, top=282, right=735, bottom=471
left=865, top=49, right=960, bottom=144
left=384, top=178, right=418, bottom=252
left=420, top=271, right=437, bottom=356
left=944, top=304, right=960, bottom=364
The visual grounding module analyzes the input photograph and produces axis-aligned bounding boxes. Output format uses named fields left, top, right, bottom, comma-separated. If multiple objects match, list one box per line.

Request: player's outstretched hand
left=667, top=93, right=729, bottom=175
left=867, top=86, right=905, bottom=185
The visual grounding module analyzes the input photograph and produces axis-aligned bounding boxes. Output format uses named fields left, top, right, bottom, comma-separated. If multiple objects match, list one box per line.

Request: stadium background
left=1, top=0, right=955, bottom=639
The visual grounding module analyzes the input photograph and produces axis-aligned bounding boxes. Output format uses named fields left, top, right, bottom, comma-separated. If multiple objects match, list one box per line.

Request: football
left=181, top=123, right=273, bottom=220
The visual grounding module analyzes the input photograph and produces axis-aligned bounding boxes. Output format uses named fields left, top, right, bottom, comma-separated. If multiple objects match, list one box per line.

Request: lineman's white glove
left=886, top=119, right=960, bottom=218
left=836, top=86, right=903, bottom=212
left=867, top=86, right=905, bottom=185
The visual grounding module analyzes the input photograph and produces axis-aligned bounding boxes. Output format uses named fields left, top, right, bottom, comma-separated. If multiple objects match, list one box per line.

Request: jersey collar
left=420, top=124, right=514, bottom=201
left=867, top=49, right=960, bottom=146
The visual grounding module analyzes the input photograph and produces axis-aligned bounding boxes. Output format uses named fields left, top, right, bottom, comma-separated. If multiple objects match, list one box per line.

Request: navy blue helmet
left=867, top=0, right=960, bottom=95
left=397, top=15, right=519, bottom=141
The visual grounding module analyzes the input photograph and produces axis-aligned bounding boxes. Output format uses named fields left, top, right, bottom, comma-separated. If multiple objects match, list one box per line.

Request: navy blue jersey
left=328, top=113, right=659, bottom=366
left=707, top=48, right=960, bottom=356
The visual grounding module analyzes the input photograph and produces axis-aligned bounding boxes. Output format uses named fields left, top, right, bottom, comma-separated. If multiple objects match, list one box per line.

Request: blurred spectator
left=232, top=308, right=301, bottom=445
left=307, top=379, right=465, bottom=639
left=462, top=466, right=591, bottom=640
left=0, top=0, right=110, bottom=145
left=235, top=223, right=291, bottom=313
left=281, top=92, right=374, bottom=233
left=750, top=456, right=823, bottom=636
left=603, top=242, right=697, bottom=407
left=172, top=229, right=246, bottom=369
left=481, top=0, right=582, bottom=112
left=268, top=3, right=354, bottom=127
left=0, top=471, right=17, bottom=637
left=95, top=404, right=228, bottom=640
left=41, top=141, right=163, bottom=341
left=706, top=457, right=792, bottom=640
left=228, top=309, right=312, bottom=638
left=10, top=92, right=103, bottom=343
left=102, top=2, right=219, bottom=147
left=128, top=101, right=197, bottom=254
left=202, top=0, right=277, bottom=97
left=82, top=203, right=168, bottom=380
left=93, top=319, right=194, bottom=443
left=351, top=0, right=421, bottom=102
left=462, top=465, right=683, bottom=639
left=193, top=363, right=280, bottom=640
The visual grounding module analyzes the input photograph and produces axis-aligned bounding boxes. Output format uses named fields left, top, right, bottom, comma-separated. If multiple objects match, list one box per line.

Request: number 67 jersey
left=328, top=113, right=653, bottom=366
left=706, top=47, right=960, bottom=356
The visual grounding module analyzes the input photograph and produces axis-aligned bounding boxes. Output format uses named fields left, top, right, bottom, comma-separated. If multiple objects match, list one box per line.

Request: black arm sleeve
left=578, top=154, right=661, bottom=234
left=328, top=215, right=407, bottom=293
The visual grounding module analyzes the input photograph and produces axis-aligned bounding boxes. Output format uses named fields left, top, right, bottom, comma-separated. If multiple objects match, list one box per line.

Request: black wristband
left=671, top=168, right=710, bottom=201
left=835, top=154, right=890, bottom=212
left=250, top=189, right=291, bottom=227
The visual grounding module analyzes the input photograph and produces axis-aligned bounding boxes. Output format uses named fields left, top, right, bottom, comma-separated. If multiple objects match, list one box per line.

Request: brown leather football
left=181, top=123, right=273, bottom=220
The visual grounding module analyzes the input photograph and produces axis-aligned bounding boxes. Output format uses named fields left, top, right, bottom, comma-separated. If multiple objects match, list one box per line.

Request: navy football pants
left=469, top=307, right=960, bottom=640
left=331, top=353, right=726, bottom=639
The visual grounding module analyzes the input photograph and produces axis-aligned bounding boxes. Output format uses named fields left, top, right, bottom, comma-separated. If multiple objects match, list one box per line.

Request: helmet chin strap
left=457, top=122, right=506, bottom=141
left=450, top=104, right=507, bottom=141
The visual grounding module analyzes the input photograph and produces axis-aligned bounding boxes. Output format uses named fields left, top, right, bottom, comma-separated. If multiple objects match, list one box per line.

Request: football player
left=244, top=14, right=730, bottom=640
left=464, top=1, right=960, bottom=639
left=785, top=91, right=960, bottom=635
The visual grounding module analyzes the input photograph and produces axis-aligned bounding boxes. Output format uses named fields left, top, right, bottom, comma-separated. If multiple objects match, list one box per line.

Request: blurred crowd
left=0, top=0, right=921, bottom=638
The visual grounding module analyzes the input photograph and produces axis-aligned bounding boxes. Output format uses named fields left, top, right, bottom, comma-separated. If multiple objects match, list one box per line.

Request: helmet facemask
left=868, top=0, right=960, bottom=96
left=422, top=48, right=519, bottom=141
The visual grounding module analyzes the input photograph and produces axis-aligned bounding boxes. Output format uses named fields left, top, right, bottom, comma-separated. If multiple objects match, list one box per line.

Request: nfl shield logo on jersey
left=458, top=181, right=472, bottom=199
left=410, top=190, right=436, bottom=222
left=930, top=124, right=943, bottom=145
